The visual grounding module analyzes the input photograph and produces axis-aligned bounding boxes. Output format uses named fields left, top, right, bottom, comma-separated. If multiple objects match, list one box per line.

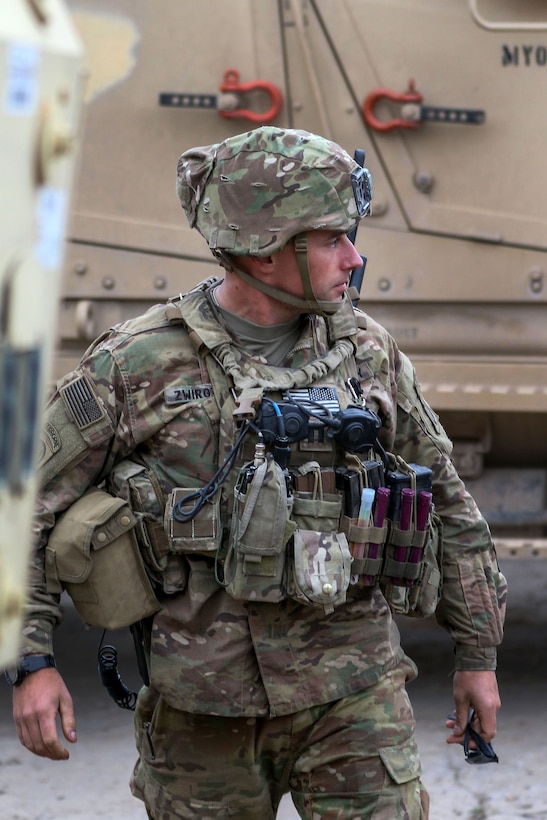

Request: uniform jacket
left=22, top=279, right=506, bottom=717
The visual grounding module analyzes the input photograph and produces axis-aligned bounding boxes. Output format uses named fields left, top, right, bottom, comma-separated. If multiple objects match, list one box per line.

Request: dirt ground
left=1, top=558, right=546, bottom=820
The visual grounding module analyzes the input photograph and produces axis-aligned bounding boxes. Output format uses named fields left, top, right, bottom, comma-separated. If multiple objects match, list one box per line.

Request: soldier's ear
left=246, top=254, right=275, bottom=275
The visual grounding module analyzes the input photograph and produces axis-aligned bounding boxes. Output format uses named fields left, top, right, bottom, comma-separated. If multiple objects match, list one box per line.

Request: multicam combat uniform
left=21, top=278, right=506, bottom=819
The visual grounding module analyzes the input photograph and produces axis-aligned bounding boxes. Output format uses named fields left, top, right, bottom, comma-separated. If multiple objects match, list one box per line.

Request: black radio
left=257, top=392, right=381, bottom=455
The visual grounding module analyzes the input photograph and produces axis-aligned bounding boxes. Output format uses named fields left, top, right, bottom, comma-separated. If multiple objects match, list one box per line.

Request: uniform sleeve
left=19, top=347, right=128, bottom=656
left=392, top=353, right=507, bottom=671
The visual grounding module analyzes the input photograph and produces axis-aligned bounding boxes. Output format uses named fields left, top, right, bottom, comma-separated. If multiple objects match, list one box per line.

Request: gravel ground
left=1, top=559, right=545, bottom=819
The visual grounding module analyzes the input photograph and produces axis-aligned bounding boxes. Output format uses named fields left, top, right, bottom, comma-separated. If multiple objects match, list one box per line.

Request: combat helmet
left=176, top=126, right=372, bottom=315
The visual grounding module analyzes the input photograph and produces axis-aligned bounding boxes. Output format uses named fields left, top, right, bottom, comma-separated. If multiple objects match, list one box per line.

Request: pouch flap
left=48, top=487, right=135, bottom=583
left=290, top=530, right=352, bottom=613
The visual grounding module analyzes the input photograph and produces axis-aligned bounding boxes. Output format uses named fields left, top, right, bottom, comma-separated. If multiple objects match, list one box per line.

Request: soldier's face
left=308, top=231, right=363, bottom=302
left=272, top=230, right=362, bottom=305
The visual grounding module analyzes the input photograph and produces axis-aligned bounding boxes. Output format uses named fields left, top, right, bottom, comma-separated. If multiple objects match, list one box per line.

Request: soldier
left=9, top=127, right=506, bottom=819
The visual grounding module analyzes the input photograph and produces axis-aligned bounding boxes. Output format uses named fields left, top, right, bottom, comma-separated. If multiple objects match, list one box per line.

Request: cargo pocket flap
left=379, top=742, right=421, bottom=785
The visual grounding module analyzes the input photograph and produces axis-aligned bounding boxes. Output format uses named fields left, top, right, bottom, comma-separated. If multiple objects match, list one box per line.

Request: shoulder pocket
left=396, top=356, right=451, bottom=451
left=45, top=487, right=160, bottom=630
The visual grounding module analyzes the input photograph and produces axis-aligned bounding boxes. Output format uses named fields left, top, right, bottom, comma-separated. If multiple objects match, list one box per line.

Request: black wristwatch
left=4, top=655, right=56, bottom=686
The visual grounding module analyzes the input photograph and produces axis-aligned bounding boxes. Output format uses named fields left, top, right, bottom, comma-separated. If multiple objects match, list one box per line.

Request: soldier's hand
left=445, top=669, right=500, bottom=746
left=12, top=667, right=77, bottom=760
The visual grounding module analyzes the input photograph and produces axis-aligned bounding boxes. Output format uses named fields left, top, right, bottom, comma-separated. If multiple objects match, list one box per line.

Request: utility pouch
left=287, top=463, right=351, bottom=613
left=45, top=487, right=160, bottom=630
left=289, top=529, right=352, bottom=614
left=223, top=455, right=295, bottom=603
left=164, top=487, right=222, bottom=554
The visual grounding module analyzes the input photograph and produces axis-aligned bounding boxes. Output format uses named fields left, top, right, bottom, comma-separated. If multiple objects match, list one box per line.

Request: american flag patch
left=60, top=375, right=105, bottom=429
left=283, top=387, right=340, bottom=415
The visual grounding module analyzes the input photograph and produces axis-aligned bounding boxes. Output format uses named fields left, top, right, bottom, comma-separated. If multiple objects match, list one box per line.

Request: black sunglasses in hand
left=447, top=708, right=499, bottom=764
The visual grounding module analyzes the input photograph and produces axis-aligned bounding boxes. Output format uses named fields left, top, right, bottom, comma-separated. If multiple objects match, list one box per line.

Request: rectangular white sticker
left=4, top=43, right=40, bottom=116
left=35, top=187, right=67, bottom=270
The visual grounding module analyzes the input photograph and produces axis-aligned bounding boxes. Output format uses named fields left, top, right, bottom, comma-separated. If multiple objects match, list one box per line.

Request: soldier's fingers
left=471, top=708, right=497, bottom=744
left=59, top=690, right=77, bottom=746
left=17, top=713, right=69, bottom=760
left=445, top=712, right=466, bottom=746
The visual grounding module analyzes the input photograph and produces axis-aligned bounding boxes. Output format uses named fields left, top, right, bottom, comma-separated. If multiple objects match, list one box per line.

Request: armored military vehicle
left=57, top=0, right=547, bottom=559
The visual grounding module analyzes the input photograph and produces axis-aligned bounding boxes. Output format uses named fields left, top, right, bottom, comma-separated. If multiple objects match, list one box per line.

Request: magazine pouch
left=379, top=456, right=443, bottom=618
left=381, top=509, right=443, bottom=617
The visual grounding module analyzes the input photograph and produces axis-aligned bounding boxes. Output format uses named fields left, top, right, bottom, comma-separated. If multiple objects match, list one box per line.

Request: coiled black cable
left=97, top=644, right=138, bottom=711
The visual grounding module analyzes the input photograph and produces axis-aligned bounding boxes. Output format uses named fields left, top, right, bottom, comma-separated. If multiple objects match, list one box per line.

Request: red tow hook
left=362, top=80, right=423, bottom=133
left=363, top=79, right=485, bottom=132
left=219, top=69, right=283, bottom=124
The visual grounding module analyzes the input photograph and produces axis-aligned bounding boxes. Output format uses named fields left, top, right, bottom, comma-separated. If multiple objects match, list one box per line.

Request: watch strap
left=5, top=654, right=56, bottom=686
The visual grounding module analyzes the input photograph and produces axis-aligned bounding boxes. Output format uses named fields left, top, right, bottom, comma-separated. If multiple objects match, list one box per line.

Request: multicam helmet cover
left=176, top=126, right=372, bottom=259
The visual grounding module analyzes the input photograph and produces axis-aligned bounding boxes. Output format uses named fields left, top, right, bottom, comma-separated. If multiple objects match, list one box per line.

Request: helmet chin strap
left=229, top=235, right=343, bottom=317
left=293, top=235, right=342, bottom=316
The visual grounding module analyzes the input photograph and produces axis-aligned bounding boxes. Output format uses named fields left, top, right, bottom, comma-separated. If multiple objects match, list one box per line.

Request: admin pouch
left=45, top=487, right=161, bottom=630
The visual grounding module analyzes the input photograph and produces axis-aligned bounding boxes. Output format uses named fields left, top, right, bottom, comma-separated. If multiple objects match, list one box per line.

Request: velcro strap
left=345, top=521, right=387, bottom=545
left=382, top=558, right=423, bottom=581
left=351, top=556, right=383, bottom=576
